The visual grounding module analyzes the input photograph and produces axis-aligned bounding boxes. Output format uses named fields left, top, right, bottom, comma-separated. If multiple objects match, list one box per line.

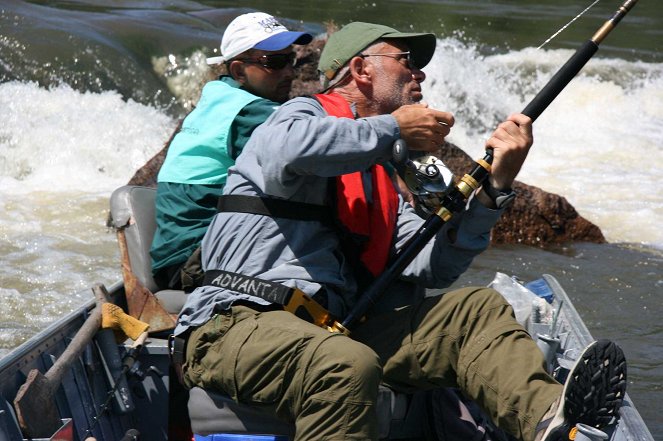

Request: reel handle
left=392, top=139, right=409, bottom=165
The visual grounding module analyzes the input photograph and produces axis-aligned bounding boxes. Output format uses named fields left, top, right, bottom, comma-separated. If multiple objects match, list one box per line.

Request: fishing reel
left=392, top=140, right=455, bottom=216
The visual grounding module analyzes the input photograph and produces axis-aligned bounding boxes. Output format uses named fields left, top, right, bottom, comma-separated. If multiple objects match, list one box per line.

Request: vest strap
left=217, top=195, right=333, bottom=224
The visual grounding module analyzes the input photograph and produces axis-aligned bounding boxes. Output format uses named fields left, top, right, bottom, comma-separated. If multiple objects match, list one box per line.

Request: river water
left=1, top=0, right=661, bottom=437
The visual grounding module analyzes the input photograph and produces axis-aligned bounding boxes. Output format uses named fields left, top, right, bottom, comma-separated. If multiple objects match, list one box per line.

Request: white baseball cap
left=206, top=12, right=313, bottom=65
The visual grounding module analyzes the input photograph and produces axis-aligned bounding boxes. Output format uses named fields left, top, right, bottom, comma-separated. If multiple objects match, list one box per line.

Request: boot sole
left=541, top=339, right=627, bottom=441
left=564, top=339, right=627, bottom=428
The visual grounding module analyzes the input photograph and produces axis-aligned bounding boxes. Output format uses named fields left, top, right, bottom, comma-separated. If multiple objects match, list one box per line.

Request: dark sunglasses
left=359, top=51, right=420, bottom=70
left=235, top=52, right=297, bottom=70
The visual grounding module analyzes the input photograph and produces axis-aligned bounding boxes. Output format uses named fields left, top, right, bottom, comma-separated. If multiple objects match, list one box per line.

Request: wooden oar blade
left=13, top=369, right=63, bottom=438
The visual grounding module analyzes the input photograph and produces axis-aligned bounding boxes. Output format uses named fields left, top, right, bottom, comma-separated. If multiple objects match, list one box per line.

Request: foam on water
left=1, top=38, right=662, bottom=249
left=0, top=82, right=177, bottom=348
left=424, top=38, right=663, bottom=248
left=1, top=39, right=662, bottom=249
left=0, top=81, right=176, bottom=194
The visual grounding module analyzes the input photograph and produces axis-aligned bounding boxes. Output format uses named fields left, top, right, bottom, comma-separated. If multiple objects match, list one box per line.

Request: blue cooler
left=525, top=278, right=554, bottom=304
left=194, top=435, right=289, bottom=441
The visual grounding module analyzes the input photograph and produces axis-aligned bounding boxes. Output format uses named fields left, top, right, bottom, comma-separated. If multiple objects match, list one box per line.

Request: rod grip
left=522, top=40, right=598, bottom=121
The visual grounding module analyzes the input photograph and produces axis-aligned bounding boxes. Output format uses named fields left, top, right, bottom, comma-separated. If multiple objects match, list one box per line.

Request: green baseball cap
left=318, top=22, right=436, bottom=85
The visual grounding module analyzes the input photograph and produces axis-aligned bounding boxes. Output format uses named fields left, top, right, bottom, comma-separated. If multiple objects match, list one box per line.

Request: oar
left=340, top=0, right=639, bottom=331
left=13, top=284, right=109, bottom=439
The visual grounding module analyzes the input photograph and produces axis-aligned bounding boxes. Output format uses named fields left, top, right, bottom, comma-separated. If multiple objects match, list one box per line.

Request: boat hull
left=0, top=276, right=654, bottom=441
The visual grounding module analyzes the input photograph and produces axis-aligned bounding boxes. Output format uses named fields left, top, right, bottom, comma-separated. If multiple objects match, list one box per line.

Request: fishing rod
left=339, top=0, right=639, bottom=331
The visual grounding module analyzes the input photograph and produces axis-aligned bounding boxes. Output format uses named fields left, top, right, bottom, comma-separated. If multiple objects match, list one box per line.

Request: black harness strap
left=203, top=269, right=338, bottom=329
left=217, top=194, right=333, bottom=223
left=203, top=269, right=295, bottom=305
left=218, top=190, right=376, bottom=292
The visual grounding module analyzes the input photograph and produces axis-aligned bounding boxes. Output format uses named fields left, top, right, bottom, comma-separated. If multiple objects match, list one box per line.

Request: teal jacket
left=150, top=76, right=280, bottom=276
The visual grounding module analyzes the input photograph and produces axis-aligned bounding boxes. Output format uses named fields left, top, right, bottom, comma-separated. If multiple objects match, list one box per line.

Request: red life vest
left=314, top=93, right=399, bottom=277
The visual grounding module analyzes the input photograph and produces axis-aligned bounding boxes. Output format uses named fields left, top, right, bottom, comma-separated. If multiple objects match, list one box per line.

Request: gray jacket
left=175, top=97, right=502, bottom=335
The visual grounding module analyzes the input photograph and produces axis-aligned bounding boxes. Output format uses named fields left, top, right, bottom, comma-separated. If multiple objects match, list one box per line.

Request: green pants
left=183, top=287, right=562, bottom=441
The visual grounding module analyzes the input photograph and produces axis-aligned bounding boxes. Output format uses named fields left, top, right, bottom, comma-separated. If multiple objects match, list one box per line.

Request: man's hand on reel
left=392, top=103, right=454, bottom=152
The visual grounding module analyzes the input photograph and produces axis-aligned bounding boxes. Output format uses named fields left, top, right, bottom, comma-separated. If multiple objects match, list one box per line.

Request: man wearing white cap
left=150, top=12, right=313, bottom=292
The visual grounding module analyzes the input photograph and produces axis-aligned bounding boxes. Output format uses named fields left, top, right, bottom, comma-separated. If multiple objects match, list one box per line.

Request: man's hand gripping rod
left=339, top=0, right=639, bottom=332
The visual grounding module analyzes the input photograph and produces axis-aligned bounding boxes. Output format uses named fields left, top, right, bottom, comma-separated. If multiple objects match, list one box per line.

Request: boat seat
left=188, top=387, right=294, bottom=437
left=109, top=185, right=187, bottom=318
left=188, top=385, right=411, bottom=439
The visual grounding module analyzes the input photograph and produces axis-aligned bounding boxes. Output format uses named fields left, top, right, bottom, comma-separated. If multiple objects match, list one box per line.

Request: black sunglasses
left=359, top=51, right=420, bottom=70
left=235, top=53, right=297, bottom=70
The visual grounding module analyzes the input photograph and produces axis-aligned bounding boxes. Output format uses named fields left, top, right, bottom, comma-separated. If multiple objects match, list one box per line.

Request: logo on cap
left=259, top=17, right=286, bottom=34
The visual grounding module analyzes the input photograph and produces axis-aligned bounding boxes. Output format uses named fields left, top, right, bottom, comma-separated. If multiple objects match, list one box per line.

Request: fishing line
left=537, top=0, right=602, bottom=50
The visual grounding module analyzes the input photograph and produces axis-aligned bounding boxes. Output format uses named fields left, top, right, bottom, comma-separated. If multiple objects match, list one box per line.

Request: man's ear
left=228, top=60, right=246, bottom=84
left=349, top=56, right=372, bottom=86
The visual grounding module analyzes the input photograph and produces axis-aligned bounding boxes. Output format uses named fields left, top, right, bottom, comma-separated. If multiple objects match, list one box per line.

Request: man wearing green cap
left=175, top=22, right=626, bottom=441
